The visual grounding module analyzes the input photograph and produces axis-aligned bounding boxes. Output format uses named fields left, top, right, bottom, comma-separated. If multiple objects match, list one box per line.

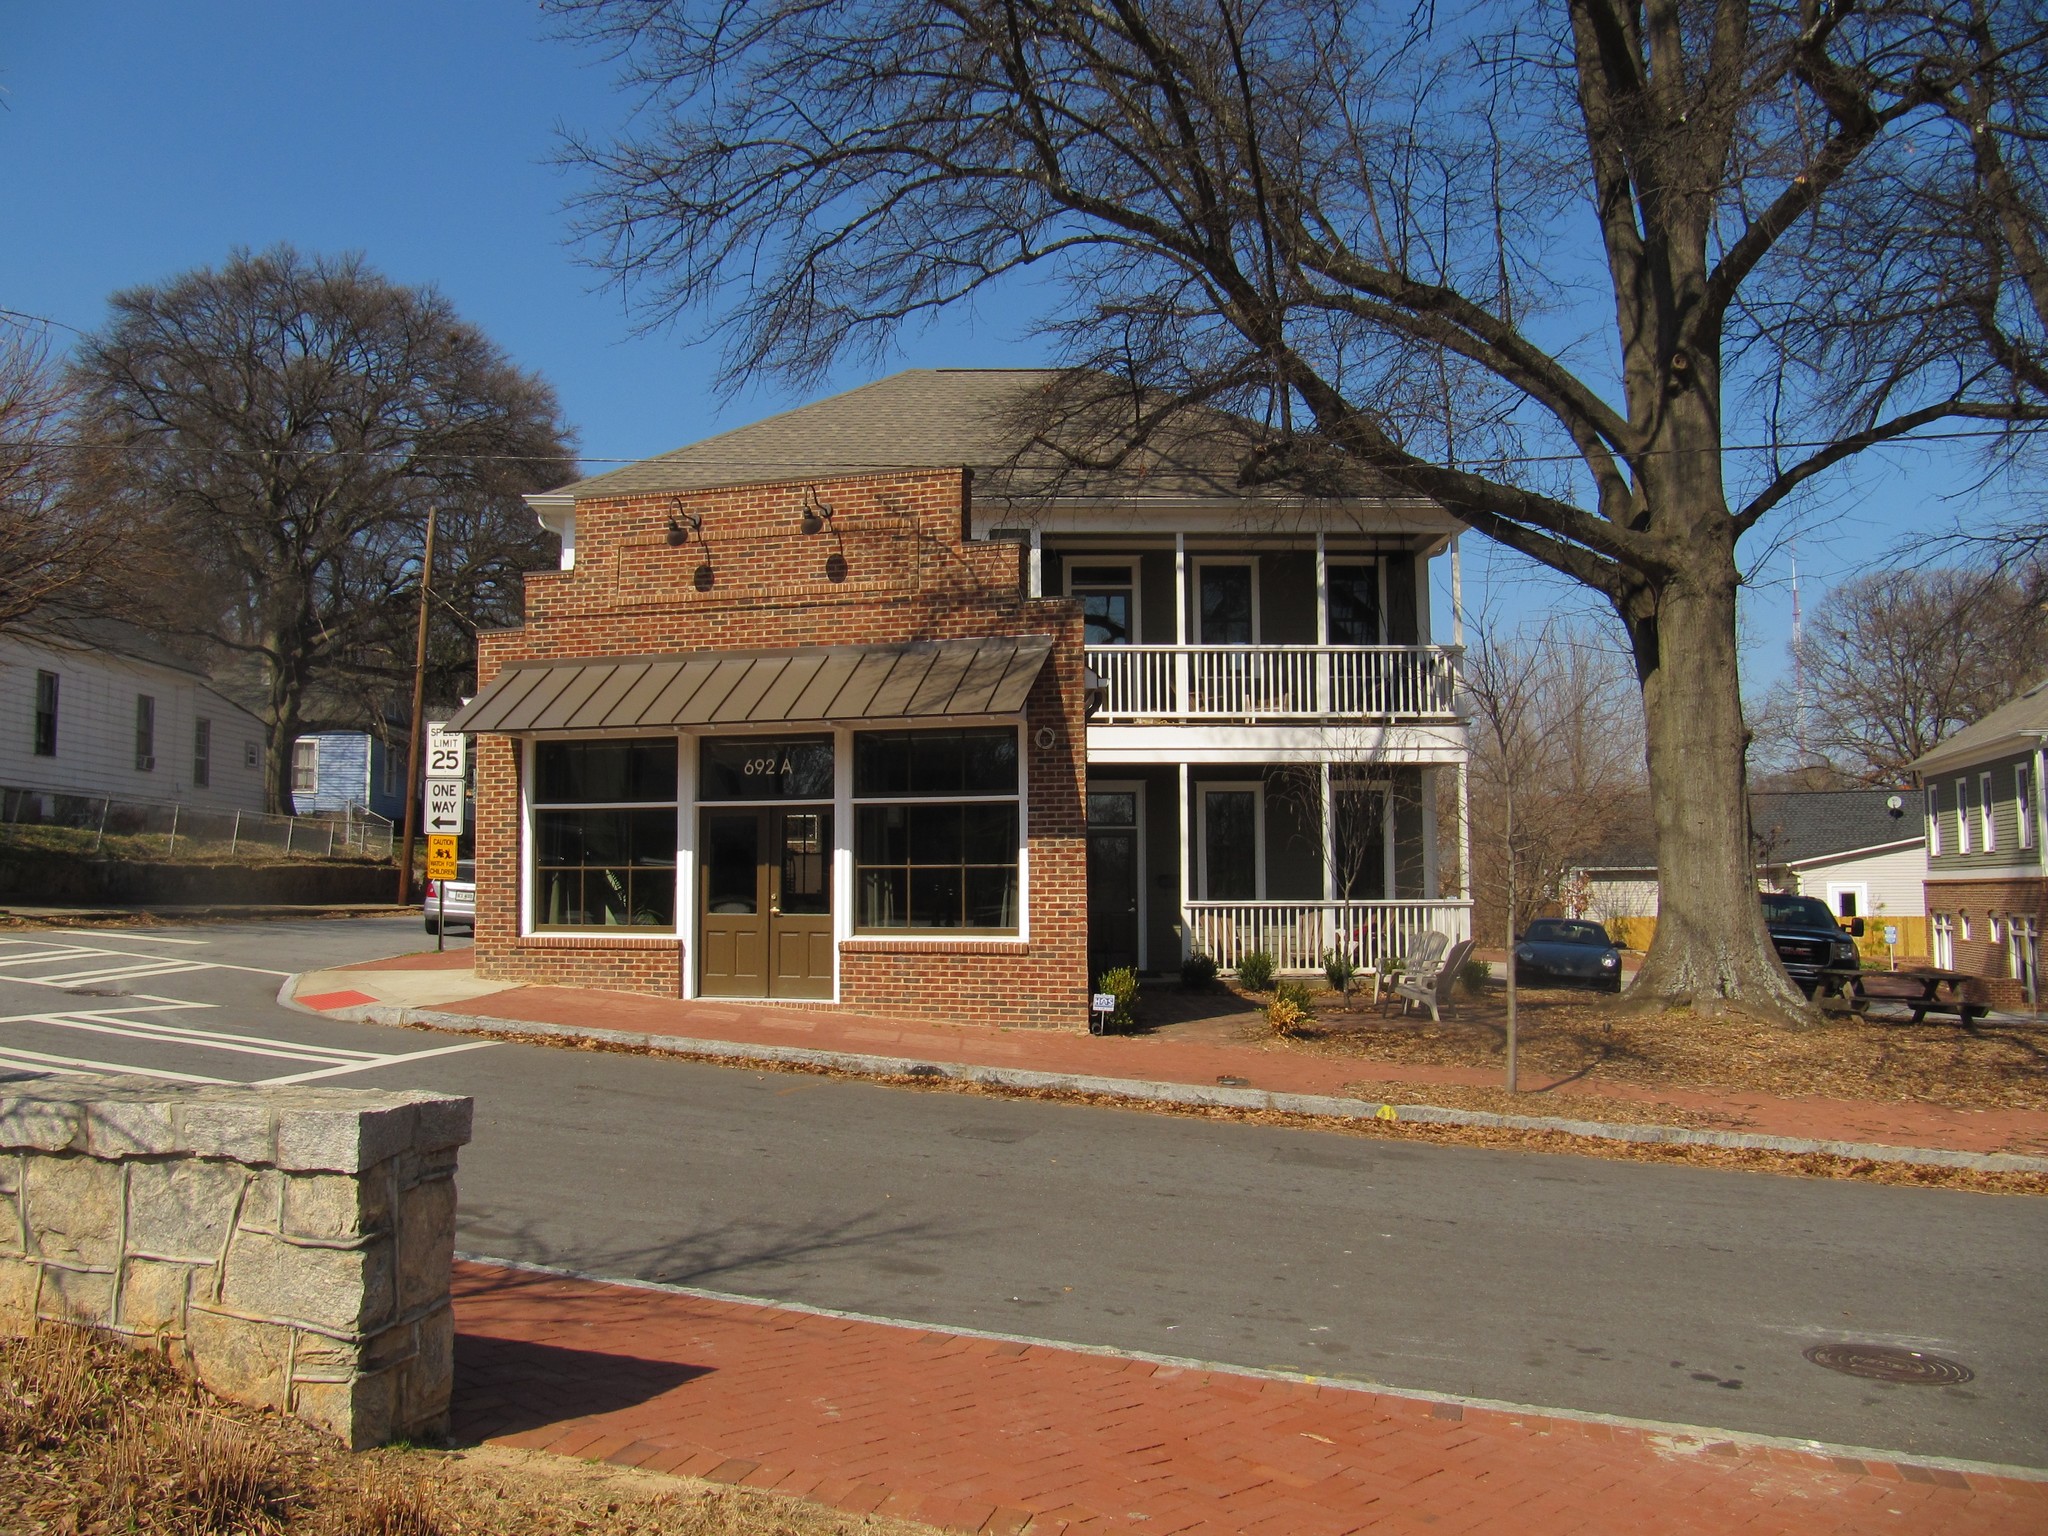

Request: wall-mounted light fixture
left=666, top=503, right=702, bottom=546
left=799, top=486, right=835, bottom=536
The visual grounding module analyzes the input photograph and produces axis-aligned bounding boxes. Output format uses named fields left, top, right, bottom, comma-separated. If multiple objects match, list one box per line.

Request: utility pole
left=395, top=507, right=437, bottom=905
left=1504, top=784, right=1518, bottom=1094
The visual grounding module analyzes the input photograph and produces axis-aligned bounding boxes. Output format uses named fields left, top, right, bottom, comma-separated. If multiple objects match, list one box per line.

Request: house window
left=33, top=671, right=57, bottom=757
left=193, top=718, right=211, bottom=788
left=381, top=741, right=406, bottom=798
left=1956, top=778, right=1972, bottom=853
left=2009, top=916, right=2039, bottom=1008
left=1960, top=912, right=1973, bottom=942
left=1927, top=784, right=1942, bottom=856
left=1326, top=564, right=1383, bottom=645
left=530, top=739, right=678, bottom=931
left=134, top=695, right=156, bottom=772
left=1068, top=563, right=1137, bottom=646
left=1932, top=912, right=1955, bottom=969
left=2020, top=765, right=2035, bottom=851
left=1980, top=771, right=1995, bottom=851
left=245, top=740, right=260, bottom=770
left=292, top=739, right=320, bottom=794
left=853, top=726, right=1021, bottom=933
left=1196, top=562, right=1256, bottom=644
left=1199, top=783, right=1265, bottom=900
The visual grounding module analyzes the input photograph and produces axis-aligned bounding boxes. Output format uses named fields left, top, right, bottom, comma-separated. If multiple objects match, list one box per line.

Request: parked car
left=1761, top=891, right=1861, bottom=995
left=1513, top=919, right=1623, bottom=991
left=423, top=860, right=475, bottom=935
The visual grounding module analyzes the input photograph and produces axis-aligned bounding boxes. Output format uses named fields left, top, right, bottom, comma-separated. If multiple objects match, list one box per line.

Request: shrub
left=1097, top=966, right=1140, bottom=1031
left=1180, top=951, right=1219, bottom=991
left=1322, top=948, right=1359, bottom=998
left=1236, top=949, right=1277, bottom=991
left=1460, top=958, right=1492, bottom=995
left=1267, top=981, right=1317, bottom=1036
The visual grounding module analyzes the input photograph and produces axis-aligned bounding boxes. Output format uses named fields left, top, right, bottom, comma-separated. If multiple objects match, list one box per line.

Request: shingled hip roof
left=446, top=636, right=1054, bottom=735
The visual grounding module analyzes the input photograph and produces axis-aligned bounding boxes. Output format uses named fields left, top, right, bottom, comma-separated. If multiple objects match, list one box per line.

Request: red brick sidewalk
left=379, top=978, right=2048, bottom=1158
left=451, top=1260, right=2044, bottom=1535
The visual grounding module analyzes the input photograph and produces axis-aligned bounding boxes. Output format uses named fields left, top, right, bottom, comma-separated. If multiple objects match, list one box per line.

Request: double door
left=699, top=807, right=834, bottom=999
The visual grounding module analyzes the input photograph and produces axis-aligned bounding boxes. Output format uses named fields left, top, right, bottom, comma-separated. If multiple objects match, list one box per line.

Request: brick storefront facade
left=469, top=468, right=1093, bottom=1030
left=1922, top=877, right=2048, bottom=1012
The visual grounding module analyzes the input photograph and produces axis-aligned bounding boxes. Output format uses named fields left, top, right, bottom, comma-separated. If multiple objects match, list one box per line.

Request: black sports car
left=1513, top=919, right=1624, bottom=991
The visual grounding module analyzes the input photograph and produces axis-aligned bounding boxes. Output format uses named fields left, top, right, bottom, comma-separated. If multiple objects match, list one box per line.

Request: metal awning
left=445, top=635, right=1054, bottom=735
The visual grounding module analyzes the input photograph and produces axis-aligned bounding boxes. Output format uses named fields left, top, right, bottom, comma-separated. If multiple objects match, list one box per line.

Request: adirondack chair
left=1391, top=936, right=1476, bottom=1023
left=1379, top=929, right=1449, bottom=996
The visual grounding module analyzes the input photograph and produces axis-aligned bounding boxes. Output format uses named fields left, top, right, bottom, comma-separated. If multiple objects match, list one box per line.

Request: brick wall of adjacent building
left=470, top=468, right=1092, bottom=1031
left=1922, top=876, right=2048, bottom=1011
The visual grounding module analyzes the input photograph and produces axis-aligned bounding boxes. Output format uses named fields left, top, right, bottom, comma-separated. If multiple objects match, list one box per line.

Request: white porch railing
left=1184, top=899, right=1473, bottom=974
left=1087, top=644, right=1460, bottom=721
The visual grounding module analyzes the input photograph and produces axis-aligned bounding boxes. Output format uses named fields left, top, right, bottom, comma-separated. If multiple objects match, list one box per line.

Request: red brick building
left=1912, top=679, right=2048, bottom=1012
left=449, top=370, right=1469, bottom=1030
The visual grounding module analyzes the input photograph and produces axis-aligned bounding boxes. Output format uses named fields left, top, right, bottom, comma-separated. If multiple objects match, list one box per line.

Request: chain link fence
left=0, top=785, right=395, bottom=862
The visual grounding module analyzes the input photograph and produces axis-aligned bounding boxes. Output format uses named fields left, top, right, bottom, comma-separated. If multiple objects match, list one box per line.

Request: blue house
left=289, top=730, right=411, bottom=822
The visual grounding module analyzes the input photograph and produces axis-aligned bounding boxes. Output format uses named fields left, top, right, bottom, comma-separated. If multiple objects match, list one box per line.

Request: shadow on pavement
left=449, top=1330, right=711, bottom=1442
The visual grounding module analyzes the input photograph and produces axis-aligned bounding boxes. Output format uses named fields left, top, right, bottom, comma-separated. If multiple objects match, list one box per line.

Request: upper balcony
left=1086, top=643, right=1461, bottom=723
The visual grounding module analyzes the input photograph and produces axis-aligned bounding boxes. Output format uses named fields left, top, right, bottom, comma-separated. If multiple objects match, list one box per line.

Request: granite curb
left=280, top=979, right=2048, bottom=1175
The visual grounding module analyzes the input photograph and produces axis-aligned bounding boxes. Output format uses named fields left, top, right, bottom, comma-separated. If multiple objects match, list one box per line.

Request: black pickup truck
left=1762, top=892, right=1864, bottom=996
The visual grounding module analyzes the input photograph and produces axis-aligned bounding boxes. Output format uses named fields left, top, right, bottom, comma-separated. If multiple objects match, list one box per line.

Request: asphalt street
left=2, top=917, right=2043, bottom=1468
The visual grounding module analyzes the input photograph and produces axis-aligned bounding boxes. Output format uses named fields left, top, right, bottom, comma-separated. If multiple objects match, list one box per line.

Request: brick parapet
left=473, top=468, right=1091, bottom=1030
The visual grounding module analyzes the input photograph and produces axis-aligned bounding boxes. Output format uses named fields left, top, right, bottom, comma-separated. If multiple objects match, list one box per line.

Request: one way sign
left=425, top=778, right=465, bottom=835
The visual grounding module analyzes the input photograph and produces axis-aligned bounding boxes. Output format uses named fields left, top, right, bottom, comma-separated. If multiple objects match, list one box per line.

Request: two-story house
left=447, top=370, right=1470, bottom=1030
left=1911, top=678, right=2048, bottom=1010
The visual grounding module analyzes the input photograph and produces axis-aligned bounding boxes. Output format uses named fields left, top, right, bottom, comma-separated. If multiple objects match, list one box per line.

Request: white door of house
left=2008, top=916, right=2039, bottom=1010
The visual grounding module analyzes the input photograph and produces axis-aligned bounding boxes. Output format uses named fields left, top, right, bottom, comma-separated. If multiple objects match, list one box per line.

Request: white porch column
left=1458, top=758, right=1473, bottom=902
left=1178, top=761, right=1192, bottom=960
left=1383, top=785, right=1397, bottom=899
left=675, top=732, right=699, bottom=999
left=1027, top=527, right=1043, bottom=598
left=1319, top=761, right=1336, bottom=901
left=832, top=727, right=854, bottom=1002
left=1314, top=529, right=1330, bottom=714
left=1174, top=531, right=1189, bottom=716
left=1421, top=766, right=1440, bottom=899
left=1450, top=533, right=1464, bottom=648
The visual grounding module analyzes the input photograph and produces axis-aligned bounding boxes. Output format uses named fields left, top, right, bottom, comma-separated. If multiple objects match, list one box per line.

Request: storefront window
left=854, top=727, right=1021, bottom=932
left=699, top=735, right=834, bottom=800
left=531, top=739, right=678, bottom=931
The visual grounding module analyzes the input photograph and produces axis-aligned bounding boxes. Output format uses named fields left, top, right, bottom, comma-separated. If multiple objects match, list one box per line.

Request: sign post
left=422, top=717, right=467, bottom=953
left=426, top=835, right=458, bottom=953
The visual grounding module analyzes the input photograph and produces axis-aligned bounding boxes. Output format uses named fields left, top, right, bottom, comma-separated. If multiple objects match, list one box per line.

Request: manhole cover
left=1803, top=1343, right=1974, bottom=1385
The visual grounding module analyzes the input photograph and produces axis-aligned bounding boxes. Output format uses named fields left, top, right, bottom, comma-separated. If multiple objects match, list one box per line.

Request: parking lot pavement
left=0, top=918, right=496, bottom=1086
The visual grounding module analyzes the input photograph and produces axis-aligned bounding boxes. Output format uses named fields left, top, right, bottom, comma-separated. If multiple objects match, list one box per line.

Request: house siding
left=469, top=468, right=1092, bottom=1031
left=1785, top=843, right=1928, bottom=919
left=0, top=631, right=265, bottom=813
left=1923, top=876, right=2047, bottom=1010
left=1925, top=749, right=2044, bottom=875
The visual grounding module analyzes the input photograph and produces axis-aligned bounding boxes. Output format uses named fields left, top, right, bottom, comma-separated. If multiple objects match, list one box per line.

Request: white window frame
left=1191, top=557, right=1262, bottom=645
left=848, top=721, right=1028, bottom=941
left=245, top=740, right=260, bottom=771
left=1064, top=558, right=1143, bottom=645
left=1980, top=770, right=1996, bottom=851
left=524, top=735, right=683, bottom=936
left=134, top=694, right=156, bottom=773
left=1956, top=777, right=1972, bottom=853
left=1927, top=784, right=1942, bottom=856
left=1960, top=911, right=1973, bottom=942
left=2019, top=764, right=2035, bottom=851
left=2008, top=915, right=2039, bottom=1008
left=1932, top=912, right=1955, bottom=969
left=1197, top=780, right=1266, bottom=900
left=192, top=717, right=211, bottom=788
left=1321, top=558, right=1387, bottom=646
left=1825, top=882, right=1868, bottom=921
left=292, top=738, right=320, bottom=794
left=1088, top=779, right=1149, bottom=972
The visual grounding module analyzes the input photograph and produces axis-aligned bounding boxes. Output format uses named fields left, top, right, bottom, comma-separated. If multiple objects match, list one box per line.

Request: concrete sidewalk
left=451, top=1259, right=2045, bottom=1535
left=291, top=956, right=2048, bottom=1167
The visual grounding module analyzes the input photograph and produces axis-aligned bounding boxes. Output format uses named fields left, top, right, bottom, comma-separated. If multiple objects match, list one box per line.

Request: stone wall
left=0, top=1075, right=471, bottom=1449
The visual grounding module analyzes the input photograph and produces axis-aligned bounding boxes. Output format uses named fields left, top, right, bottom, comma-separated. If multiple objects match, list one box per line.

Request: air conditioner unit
left=137, top=757, right=155, bottom=772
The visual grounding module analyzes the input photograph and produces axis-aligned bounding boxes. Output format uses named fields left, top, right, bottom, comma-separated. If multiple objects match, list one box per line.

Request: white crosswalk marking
left=0, top=934, right=495, bottom=1085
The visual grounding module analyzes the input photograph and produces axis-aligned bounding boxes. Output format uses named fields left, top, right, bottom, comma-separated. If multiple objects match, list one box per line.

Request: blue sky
left=1, top=2, right=2011, bottom=695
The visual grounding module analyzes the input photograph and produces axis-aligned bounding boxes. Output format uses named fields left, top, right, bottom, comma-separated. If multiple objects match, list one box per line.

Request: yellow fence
left=1607, top=914, right=1929, bottom=964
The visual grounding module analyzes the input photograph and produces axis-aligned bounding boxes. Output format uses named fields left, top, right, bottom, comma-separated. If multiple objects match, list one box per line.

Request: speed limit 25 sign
left=424, top=720, right=467, bottom=781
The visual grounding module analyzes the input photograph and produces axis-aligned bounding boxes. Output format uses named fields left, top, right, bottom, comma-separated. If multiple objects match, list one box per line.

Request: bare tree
left=0, top=319, right=131, bottom=632
left=549, top=0, right=2048, bottom=1018
left=70, top=247, right=575, bottom=812
left=1460, top=622, right=1646, bottom=946
left=1754, top=563, right=2048, bottom=782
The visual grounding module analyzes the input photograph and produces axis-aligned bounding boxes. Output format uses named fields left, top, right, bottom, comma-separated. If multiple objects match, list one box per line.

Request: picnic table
left=1844, top=967, right=1990, bottom=1024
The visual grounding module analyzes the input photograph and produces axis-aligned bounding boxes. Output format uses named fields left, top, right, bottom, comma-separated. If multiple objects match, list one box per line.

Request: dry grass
left=0, top=1328, right=933, bottom=1536
left=1278, top=988, right=2048, bottom=1111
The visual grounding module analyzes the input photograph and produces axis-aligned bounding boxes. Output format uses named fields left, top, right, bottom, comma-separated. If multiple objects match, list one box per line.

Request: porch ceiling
left=447, top=635, right=1053, bottom=735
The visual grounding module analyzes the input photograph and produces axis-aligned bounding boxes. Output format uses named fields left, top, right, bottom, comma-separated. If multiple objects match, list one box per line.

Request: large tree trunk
left=1622, top=553, right=1812, bottom=1019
